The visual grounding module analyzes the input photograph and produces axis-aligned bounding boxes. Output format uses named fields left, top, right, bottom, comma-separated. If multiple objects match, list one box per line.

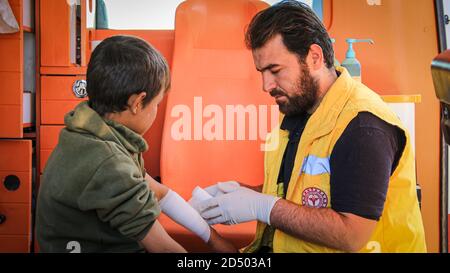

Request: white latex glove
left=188, top=186, right=213, bottom=212
left=188, top=181, right=241, bottom=212
left=198, top=187, right=280, bottom=225
left=203, top=181, right=241, bottom=197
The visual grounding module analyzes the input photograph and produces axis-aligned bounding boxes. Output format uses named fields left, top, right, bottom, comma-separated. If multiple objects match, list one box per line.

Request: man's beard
left=270, top=64, right=319, bottom=116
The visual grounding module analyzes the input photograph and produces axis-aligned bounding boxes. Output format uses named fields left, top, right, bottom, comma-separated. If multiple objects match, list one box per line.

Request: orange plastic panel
left=39, top=126, right=64, bottom=174
left=0, top=38, right=22, bottom=72
left=0, top=72, right=21, bottom=105
left=0, top=140, right=32, bottom=172
left=40, top=66, right=87, bottom=75
left=0, top=26, right=23, bottom=138
left=160, top=0, right=271, bottom=250
left=93, top=30, right=175, bottom=66
left=0, top=106, right=22, bottom=138
left=41, top=101, right=82, bottom=125
left=0, top=203, right=31, bottom=235
left=40, top=0, right=72, bottom=67
left=0, top=171, right=31, bottom=204
left=0, top=235, right=30, bottom=253
left=41, top=76, right=87, bottom=125
left=0, top=140, right=32, bottom=203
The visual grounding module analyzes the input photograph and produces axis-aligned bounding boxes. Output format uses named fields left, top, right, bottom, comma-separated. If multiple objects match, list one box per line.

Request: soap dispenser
left=341, top=38, right=374, bottom=82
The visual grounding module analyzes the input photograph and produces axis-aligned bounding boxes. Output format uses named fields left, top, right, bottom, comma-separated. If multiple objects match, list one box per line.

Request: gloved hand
left=198, top=187, right=280, bottom=225
left=203, top=181, right=241, bottom=197
left=188, top=181, right=240, bottom=213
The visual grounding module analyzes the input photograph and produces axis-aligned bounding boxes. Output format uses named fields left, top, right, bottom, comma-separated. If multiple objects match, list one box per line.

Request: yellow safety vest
left=244, top=67, right=427, bottom=253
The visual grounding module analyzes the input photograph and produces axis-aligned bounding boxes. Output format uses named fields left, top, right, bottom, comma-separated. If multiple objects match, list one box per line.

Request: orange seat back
left=160, top=0, right=276, bottom=250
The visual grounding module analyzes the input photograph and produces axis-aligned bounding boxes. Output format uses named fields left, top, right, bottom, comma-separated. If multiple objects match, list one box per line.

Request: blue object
left=96, top=0, right=109, bottom=29
left=341, top=38, right=374, bottom=82
left=312, top=0, right=323, bottom=21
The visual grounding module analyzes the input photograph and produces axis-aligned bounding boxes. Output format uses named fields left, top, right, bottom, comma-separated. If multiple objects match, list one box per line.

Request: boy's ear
left=128, top=92, right=147, bottom=114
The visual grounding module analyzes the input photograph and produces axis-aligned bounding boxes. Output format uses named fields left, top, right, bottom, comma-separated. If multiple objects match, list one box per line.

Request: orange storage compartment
left=0, top=203, right=31, bottom=235
left=0, top=140, right=32, bottom=253
left=0, top=0, right=36, bottom=138
left=0, top=172, right=31, bottom=204
left=0, top=38, right=21, bottom=72
left=41, top=76, right=86, bottom=125
left=0, top=105, right=22, bottom=138
left=40, top=0, right=94, bottom=69
left=39, top=126, right=64, bottom=173
left=0, top=235, right=30, bottom=253
left=0, top=141, right=32, bottom=173
left=0, top=17, right=23, bottom=138
left=39, top=0, right=75, bottom=67
left=0, top=140, right=32, bottom=204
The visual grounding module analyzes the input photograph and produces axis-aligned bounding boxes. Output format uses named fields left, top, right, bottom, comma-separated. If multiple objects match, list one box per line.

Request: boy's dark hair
left=245, top=0, right=334, bottom=69
left=87, top=35, right=170, bottom=116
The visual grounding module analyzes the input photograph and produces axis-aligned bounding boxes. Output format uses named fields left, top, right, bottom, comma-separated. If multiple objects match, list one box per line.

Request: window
left=103, top=0, right=184, bottom=30
left=102, top=0, right=320, bottom=30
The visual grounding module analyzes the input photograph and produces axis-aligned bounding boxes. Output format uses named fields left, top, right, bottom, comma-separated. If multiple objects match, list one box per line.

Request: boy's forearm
left=140, top=220, right=187, bottom=253
left=207, top=228, right=238, bottom=253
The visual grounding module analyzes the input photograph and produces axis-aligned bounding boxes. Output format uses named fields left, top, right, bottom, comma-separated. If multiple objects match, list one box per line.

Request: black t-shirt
left=277, top=111, right=406, bottom=221
left=277, top=112, right=311, bottom=197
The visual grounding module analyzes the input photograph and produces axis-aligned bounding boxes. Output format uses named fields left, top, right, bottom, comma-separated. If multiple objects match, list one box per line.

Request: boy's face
left=134, top=89, right=165, bottom=135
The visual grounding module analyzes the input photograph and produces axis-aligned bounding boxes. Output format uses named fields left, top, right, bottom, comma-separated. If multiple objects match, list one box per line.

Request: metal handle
left=72, top=80, right=87, bottom=98
left=445, top=15, right=449, bottom=25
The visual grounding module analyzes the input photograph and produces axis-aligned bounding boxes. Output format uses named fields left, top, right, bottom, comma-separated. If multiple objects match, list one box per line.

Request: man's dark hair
left=245, top=0, right=334, bottom=69
left=87, top=35, right=170, bottom=116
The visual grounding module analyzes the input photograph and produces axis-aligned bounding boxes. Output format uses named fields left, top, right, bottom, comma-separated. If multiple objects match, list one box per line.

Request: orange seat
left=159, top=0, right=276, bottom=252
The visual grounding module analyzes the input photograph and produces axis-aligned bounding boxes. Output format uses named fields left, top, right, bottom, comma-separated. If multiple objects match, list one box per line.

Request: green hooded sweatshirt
left=36, top=101, right=160, bottom=253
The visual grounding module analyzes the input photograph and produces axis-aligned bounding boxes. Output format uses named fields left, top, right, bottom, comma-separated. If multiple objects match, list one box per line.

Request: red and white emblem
left=302, top=187, right=328, bottom=208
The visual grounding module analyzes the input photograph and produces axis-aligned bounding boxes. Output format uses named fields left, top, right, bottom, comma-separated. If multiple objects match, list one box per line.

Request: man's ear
left=128, top=92, right=147, bottom=114
left=307, top=44, right=325, bottom=71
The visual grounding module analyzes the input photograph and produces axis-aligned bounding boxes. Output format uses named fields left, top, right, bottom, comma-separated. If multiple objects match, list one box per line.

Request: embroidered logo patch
left=302, top=187, right=328, bottom=208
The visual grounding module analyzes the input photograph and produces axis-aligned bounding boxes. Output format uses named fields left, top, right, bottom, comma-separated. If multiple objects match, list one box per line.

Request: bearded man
left=197, top=0, right=427, bottom=253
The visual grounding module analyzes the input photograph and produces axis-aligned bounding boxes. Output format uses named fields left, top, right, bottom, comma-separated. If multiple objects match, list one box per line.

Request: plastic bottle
left=341, top=38, right=374, bottom=82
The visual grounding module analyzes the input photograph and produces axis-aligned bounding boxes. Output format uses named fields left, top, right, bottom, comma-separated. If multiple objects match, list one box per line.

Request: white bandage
left=188, top=186, right=213, bottom=211
left=159, top=189, right=211, bottom=243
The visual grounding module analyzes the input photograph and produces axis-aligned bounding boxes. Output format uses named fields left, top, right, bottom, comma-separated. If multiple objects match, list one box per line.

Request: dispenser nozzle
left=345, top=38, right=374, bottom=58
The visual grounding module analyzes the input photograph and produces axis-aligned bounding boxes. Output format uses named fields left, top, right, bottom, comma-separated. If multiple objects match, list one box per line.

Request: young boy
left=36, top=35, right=236, bottom=253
